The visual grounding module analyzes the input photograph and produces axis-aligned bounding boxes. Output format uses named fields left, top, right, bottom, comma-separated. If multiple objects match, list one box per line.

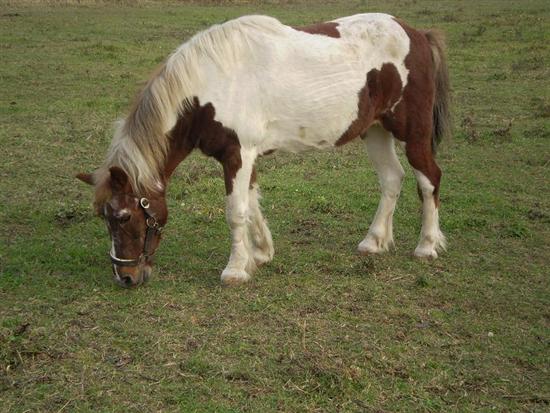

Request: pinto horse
left=77, top=14, right=451, bottom=287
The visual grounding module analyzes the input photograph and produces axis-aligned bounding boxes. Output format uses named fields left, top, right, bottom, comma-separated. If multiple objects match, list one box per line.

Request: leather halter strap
left=109, top=197, right=163, bottom=267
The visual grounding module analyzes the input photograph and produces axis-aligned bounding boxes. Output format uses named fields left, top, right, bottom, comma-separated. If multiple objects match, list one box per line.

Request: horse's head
left=77, top=166, right=167, bottom=288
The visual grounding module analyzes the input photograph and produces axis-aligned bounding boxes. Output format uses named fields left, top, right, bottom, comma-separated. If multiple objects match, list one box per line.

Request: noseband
left=109, top=197, right=163, bottom=267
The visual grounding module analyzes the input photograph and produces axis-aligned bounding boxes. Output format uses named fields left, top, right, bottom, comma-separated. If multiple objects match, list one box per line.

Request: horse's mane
left=96, top=15, right=284, bottom=198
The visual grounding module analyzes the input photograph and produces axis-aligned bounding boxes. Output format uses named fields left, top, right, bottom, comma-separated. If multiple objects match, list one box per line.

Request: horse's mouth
left=113, top=265, right=152, bottom=288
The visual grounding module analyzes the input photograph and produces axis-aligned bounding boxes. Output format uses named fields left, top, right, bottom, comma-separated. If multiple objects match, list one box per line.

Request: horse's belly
left=258, top=78, right=364, bottom=153
left=260, top=105, right=358, bottom=153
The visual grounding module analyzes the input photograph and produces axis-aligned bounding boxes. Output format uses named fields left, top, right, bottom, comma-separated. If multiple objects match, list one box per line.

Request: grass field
left=1, top=0, right=549, bottom=411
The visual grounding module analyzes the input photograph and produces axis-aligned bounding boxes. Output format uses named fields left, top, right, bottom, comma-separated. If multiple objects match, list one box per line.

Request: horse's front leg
left=221, top=147, right=258, bottom=285
left=248, top=168, right=274, bottom=266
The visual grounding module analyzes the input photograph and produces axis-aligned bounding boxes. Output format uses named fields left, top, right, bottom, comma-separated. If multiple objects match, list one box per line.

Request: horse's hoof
left=413, top=247, right=438, bottom=259
left=253, top=251, right=273, bottom=267
left=221, top=269, right=251, bottom=286
left=358, top=246, right=376, bottom=256
left=357, top=237, right=391, bottom=255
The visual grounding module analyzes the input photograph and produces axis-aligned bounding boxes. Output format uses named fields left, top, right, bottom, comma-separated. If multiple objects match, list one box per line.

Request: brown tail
left=425, top=29, right=451, bottom=153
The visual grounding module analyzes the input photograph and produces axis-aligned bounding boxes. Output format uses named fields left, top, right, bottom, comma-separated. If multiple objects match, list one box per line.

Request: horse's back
left=198, top=13, right=412, bottom=151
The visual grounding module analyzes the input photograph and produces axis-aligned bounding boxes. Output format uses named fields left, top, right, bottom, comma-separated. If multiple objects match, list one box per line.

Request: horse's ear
left=109, top=166, right=130, bottom=193
left=76, top=172, right=95, bottom=186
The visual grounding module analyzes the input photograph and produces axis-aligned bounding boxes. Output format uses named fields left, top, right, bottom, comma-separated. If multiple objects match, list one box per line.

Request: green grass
left=1, top=0, right=549, bottom=411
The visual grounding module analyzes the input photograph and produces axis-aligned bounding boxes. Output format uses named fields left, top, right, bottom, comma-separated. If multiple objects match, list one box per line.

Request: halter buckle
left=140, top=197, right=150, bottom=209
left=146, top=216, right=158, bottom=228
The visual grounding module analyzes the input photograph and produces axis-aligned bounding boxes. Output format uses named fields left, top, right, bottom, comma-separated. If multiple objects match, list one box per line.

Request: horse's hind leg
left=221, top=147, right=258, bottom=284
left=358, top=125, right=405, bottom=255
left=248, top=167, right=274, bottom=266
left=405, top=139, right=446, bottom=258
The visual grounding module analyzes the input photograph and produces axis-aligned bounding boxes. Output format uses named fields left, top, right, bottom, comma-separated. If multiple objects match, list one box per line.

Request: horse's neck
left=160, top=100, right=232, bottom=185
left=162, top=109, right=196, bottom=181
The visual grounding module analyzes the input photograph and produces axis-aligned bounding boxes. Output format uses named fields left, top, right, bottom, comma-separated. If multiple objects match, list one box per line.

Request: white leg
left=248, top=183, right=274, bottom=266
left=358, top=125, right=405, bottom=255
left=221, top=148, right=257, bottom=284
left=413, top=170, right=446, bottom=258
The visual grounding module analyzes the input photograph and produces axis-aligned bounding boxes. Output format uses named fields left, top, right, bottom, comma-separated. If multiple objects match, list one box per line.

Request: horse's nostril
left=121, top=276, right=133, bottom=286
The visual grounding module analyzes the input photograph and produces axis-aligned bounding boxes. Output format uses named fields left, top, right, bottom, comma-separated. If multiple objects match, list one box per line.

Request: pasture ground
left=0, top=0, right=548, bottom=411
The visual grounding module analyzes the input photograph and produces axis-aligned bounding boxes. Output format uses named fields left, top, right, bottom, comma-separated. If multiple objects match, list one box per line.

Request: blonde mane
left=97, top=15, right=285, bottom=196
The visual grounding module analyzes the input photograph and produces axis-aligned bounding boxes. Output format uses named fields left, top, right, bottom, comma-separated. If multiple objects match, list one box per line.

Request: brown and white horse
left=77, top=14, right=451, bottom=287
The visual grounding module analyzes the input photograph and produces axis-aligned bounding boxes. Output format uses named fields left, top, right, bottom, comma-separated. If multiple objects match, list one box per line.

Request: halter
left=109, top=197, right=163, bottom=267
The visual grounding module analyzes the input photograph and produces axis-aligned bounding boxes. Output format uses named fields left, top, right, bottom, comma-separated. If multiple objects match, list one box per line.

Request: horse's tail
left=425, top=29, right=451, bottom=154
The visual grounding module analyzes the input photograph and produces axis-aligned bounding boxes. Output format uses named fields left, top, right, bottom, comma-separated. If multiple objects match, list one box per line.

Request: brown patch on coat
left=335, top=63, right=403, bottom=146
left=163, top=108, right=196, bottom=180
left=335, top=20, right=437, bottom=148
left=166, top=98, right=243, bottom=195
left=380, top=20, right=435, bottom=144
left=386, top=19, right=443, bottom=199
left=293, top=22, right=341, bottom=38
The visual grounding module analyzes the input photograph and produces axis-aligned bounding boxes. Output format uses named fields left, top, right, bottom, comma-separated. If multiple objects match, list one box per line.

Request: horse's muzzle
left=113, top=265, right=151, bottom=288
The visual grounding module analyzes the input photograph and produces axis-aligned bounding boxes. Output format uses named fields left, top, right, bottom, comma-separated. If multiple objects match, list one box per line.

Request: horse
left=77, top=13, right=451, bottom=288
